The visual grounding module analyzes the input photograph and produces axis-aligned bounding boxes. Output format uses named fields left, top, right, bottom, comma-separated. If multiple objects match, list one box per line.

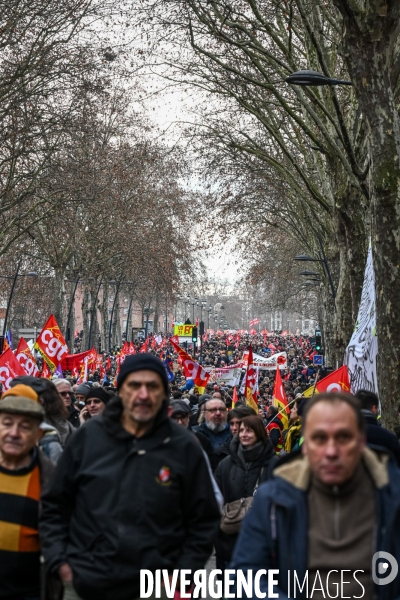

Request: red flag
left=105, top=356, right=111, bottom=371
left=169, top=338, right=210, bottom=393
left=16, top=337, right=40, bottom=377
left=273, top=368, right=289, bottom=429
left=0, top=349, right=27, bottom=390
left=129, top=342, right=136, bottom=355
left=232, top=387, right=238, bottom=407
left=34, top=315, right=68, bottom=372
left=304, top=365, right=351, bottom=397
left=61, top=349, right=92, bottom=371
left=244, top=346, right=258, bottom=412
left=41, top=362, right=51, bottom=378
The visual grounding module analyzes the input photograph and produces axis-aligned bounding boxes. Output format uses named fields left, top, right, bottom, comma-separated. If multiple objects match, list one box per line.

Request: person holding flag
left=243, top=346, right=258, bottom=412
left=265, top=368, right=289, bottom=454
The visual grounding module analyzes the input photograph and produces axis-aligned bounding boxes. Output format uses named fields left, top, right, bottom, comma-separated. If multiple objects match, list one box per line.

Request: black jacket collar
left=102, top=396, right=172, bottom=447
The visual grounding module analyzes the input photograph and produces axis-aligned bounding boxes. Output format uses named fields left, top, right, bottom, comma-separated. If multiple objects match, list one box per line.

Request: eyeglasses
left=59, top=391, right=71, bottom=397
left=205, top=407, right=227, bottom=413
left=171, top=414, right=188, bottom=421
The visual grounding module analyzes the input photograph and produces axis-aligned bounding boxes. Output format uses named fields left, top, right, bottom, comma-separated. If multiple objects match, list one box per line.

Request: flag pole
left=266, top=396, right=297, bottom=427
left=311, top=367, right=321, bottom=398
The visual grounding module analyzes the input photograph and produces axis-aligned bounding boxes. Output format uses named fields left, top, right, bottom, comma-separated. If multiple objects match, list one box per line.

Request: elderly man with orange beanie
left=0, top=385, right=55, bottom=600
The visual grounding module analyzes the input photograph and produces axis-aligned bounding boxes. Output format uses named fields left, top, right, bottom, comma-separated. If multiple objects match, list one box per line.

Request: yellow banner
left=173, top=324, right=194, bottom=337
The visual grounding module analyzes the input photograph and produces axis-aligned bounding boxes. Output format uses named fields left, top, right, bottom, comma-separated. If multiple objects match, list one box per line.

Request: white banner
left=204, top=365, right=242, bottom=386
left=344, top=245, right=378, bottom=394
left=242, top=351, right=287, bottom=370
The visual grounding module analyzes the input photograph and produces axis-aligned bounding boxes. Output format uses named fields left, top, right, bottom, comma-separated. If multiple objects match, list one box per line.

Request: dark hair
left=40, top=379, right=69, bottom=419
left=239, top=415, right=268, bottom=444
left=355, top=389, right=379, bottom=411
left=303, top=392, right=365, bottom=434
left=227, top=409, right=240, bottom=423
left=268, top=405, right=278, bottom=417
left=235, top=405, right=257, bottom=417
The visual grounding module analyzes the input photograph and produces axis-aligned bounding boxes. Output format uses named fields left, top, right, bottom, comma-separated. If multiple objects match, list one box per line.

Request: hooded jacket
left=213, top=436, right=275, bottom=562
left=361, top=409, right=400, bottom=465
left=230, top=448, right=400, bottom=600
left=39, top=397, right=220, bottom=600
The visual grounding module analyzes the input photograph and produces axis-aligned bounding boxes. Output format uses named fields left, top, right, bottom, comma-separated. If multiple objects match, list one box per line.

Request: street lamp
left=185, top=295, right=190, bottom=321
left=294, top=253, right=336, bottom=300
left=192, top=296, right=198, bottom=324
left=200, top=299, right=207, bottom=323
left=285, top=70, right=352, bottom=86
left=299, top=270, right=320, bottom=277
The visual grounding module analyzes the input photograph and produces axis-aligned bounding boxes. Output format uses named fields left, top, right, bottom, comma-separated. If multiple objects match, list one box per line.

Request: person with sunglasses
left=54, top=379, right=80, bottom=428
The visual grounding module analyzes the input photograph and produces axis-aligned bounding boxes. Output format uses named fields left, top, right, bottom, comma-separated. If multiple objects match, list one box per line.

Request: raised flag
left=0, top=349, right=27, bottom=390
left=61, top=349, right=92, bottom=372
left=163, top=349, right=175, bottom=383
left=244, top=346, right=258, bottom=412
left=16, top=337, right=40, bottom=377
left=169, top=338, right=209, bottom=393
left=41, top=362, right=51, bottom=379
left=34, top=314, right=68, bottom=372
left=273, top=367, right=290, bottom=429
left=129, top=342, right=136, bottom=355
left=344, top=245, right=378, bottom=394
left=231, top=386, right=238, bottom=407
left=303, top=365, right=351, bottom=398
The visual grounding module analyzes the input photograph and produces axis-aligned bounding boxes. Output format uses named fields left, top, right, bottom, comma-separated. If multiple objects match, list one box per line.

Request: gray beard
left=206, top=421, right=226, bottom=433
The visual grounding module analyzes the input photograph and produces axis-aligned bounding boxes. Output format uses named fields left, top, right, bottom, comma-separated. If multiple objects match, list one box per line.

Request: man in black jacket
left=355, top=389, right=400, bottom=465
left=40, top=354, right=220, bottom=600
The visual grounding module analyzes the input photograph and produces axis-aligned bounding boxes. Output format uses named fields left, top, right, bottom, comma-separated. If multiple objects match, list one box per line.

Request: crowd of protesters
left=1, top=332, right=400, bottom=600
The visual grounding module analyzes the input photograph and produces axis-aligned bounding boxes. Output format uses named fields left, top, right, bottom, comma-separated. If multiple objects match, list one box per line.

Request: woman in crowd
left=214, top=415, right=276, bottom=572
left=40, top=378, right=75, bottom=447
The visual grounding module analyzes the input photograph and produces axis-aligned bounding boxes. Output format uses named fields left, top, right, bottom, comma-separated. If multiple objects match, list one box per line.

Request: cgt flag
left=244, top=346, right=258, bottom=412
left=303, top=365, right=351, bottom=398
left=273, top=367, right=290, bottom=429
left=169, top=338, right=209, bottom=393
left=0, top=349, right=27, bottom=391
left=34, top=314, right=68, bottom=372
left=16, top=337, right=40, bottom=377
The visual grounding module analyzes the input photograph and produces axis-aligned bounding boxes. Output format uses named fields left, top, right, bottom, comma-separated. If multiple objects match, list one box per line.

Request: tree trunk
left=112, top=291, right=120, bottom=349
left=101, top=282, right=109, bottom=352
left=334, top=1, right=400, bottom=428
left=81, top=284, right=90, bottom=351
left=332, top=187, right=367, bottom=361
left=53, top=267, right=66, bottom=329
left=153, top=294, right=160, bottom=335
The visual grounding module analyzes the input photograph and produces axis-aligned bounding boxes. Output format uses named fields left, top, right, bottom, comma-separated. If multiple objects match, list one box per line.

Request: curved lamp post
left=285, top=70, right=352, bottom=86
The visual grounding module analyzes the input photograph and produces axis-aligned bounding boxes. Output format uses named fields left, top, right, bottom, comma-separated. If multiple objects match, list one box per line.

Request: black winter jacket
left=213, top=436, right=275, bottom=561
left=362, top=409, right=400, bottom=465
left=39, top=398, right=220, bottom=600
